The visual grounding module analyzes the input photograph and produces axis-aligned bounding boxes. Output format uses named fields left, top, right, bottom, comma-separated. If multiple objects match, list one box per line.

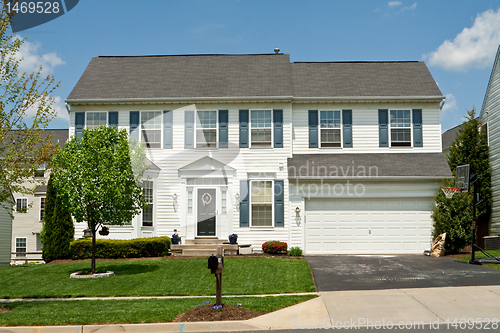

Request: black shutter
left=219, top=110, right=228, bottom=148
left=239, top=180, right=249, bottom=227
left=378, top=109, right=389, bottom=147
left=163, top=110, right=173, bottom=149
left=239, top=110, right=249, bottom=148
left=185, top=111, right=194, bottom=149
left=274, top=180, right=284, bottom=227
left=75, top=112, right=85, bottom=139
left=413, top=109, right=423, bottom=147
left=273, top=109, right=283, bottom=148
left=342, top=109, right=352, bottom=148
left=129, top=111, right=140, bottom=141
left=308, top=110, right=318, bottom=148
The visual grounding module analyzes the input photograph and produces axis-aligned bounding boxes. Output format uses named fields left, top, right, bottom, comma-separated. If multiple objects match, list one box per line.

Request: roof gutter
left=288, top=176, right=451, bottom=181
left=293, top=96, right=445, bottom=102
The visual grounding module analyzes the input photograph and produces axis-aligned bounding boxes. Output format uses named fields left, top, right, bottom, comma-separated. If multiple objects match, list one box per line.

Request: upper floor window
left=251, top=110, right=272, bottom=148
left=142, top=180, right=154, bottom=227
left=16, top=198, right=27, bottom=213
left=196, top=111, right=217, bottom=148
left=86, top=112, right=107, bottom=129
left=320, top=110, right=341, bottom=148
left=141, top=111, right=162, bottom=148
left=390, top=110, right=411, bottom=147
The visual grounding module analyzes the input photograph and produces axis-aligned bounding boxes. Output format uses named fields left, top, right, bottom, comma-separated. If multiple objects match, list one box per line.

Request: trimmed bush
left=262, top=241, right=288, bottom=254
left=70, top=237, right=171, bottom=259
left=288, top=247, right=303, bottom=256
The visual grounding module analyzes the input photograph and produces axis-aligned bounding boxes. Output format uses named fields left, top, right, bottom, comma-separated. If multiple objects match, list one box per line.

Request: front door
left=197, top=188, right=216, bottom=236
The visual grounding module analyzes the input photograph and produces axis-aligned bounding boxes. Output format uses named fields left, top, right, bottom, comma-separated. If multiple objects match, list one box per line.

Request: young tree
left=0, top=6, right=60, bottom=208
left=40, top=173, right=74, bottom=262
left=432, top=108, right=491, bottom=253
left=51, top=127, right=147, bottom=273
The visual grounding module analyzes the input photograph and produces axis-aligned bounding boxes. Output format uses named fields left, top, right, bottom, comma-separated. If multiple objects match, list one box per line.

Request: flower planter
left=171, top=237, right=180, bottom=245
left=229, top=238, right=237, bottom=245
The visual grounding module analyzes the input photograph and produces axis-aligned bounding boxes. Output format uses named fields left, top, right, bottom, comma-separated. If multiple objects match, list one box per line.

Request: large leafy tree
left=40, top=172, right=74, bottom=262
left=0, top=6, right=59, bottom=208
left=432, top=108, right=491, bottom=253
left=51, top=127, right=148, bottom=273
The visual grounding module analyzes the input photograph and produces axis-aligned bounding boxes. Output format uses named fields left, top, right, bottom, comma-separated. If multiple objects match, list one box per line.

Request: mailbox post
left=207, top=246, right=224, bottom=306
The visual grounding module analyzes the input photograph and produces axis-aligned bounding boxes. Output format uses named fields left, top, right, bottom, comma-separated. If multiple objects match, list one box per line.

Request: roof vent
left=274, top=48, right=280, bottom=54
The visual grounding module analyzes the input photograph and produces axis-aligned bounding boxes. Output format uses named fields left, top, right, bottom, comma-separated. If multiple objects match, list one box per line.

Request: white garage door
left=305, top=198, right=434, bottom=254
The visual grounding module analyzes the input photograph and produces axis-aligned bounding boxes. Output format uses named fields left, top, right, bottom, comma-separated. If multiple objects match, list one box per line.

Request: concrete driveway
left=306, top=255, right=500, bottom=291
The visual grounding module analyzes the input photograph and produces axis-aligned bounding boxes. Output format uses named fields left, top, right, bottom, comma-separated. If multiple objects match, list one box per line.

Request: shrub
left=262, top=241, right=288, bottom=254
left=70, top=236, right=171, bottom=259
left=288, top=247, right=303, bottom=256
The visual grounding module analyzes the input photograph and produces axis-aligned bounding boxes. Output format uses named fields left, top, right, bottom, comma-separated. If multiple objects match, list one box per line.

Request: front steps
left=171, top=238, right=251, bottom=256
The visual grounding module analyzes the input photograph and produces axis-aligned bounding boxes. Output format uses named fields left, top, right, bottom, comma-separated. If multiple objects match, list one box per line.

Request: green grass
left=0, top=295, right=317, bottom=326
left=0, top=257, right=316, bottom=298
left=454, top=250, right=500, bottom=270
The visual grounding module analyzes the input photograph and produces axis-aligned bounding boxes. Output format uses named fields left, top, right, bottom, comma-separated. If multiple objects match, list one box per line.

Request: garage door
left=305, top=198, right=434, bottom=254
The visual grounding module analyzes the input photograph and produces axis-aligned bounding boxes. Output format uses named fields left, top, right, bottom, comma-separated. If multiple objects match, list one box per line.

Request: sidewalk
left=2, top=285, right=500, bottom=332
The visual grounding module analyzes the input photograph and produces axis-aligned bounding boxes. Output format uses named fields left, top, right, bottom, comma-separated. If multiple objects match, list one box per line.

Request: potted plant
left=171, top=232, right=181, bottom=245
left=228, top=233, right=238, bottom=245
left=99, top=226, right=109, bottom=236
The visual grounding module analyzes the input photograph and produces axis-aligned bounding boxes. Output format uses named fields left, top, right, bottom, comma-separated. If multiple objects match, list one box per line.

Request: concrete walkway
left=2, top=285, right=500, bottom=332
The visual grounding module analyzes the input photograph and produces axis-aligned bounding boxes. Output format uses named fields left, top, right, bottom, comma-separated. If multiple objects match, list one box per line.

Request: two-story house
left=65, top=52, right=451, bottom=254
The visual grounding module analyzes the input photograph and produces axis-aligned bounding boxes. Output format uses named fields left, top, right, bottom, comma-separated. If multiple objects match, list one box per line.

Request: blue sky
left=13, top=0, right=500, bottom=132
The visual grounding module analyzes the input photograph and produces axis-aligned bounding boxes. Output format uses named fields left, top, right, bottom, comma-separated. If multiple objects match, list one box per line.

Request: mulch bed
left=0, top=307, right=12, bottom=313
left=173, top=304, right=262, bottom=322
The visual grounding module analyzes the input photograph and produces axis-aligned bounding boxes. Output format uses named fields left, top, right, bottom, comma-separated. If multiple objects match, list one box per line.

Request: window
left=251, top=110, right=272, bottom=147
left=221, top=187, right=227, bottom=214
left=16, top=198, right=27, bottom=213
left=36, top=234, right=42, bottom=252
left=16, top=238, right=26, bottom=257
left=251, top=180, right=273, bottom=226
left=34, top=163, right=45, bottom=178
left=390, top=110, right=411, bottom=147
left=196, top=111, right=217, bottom=148
left=187, top=188, right=193, bottom=214
left=86, top=112, right=107, bottom=129
left=320, top=110, right=341, bottom=148
left=141, top=111, right=162, bottom=148
left=142, top=181, right=153, bottom=226
left=40, top=197, right=45, bottom=221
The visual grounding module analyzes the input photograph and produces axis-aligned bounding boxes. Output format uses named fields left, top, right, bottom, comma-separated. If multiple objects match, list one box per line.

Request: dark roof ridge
left=293, top=61, right=421, bottom=64
left=97, top=53, right=288, bottom=58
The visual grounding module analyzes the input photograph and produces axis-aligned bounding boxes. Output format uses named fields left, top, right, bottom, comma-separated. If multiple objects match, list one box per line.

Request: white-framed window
left=40, top=197, right=46, bottom=222
left=16, top=198, right=27, bottom=213
left=221, top=187, right=227, bottom=215
left=250, top=180, right=273, bottom=226
left=36, top=234, right=42, bottom=252
left=142, top=180, right=154, bottom=227
left=250, top=110, right=272, bottom=148
left=390, top=110, right=411, bottom=147
left=16, top=237, right=27, bottom=257
left=196, top=110, right=217, bottom=148
left=141, top=111, right=162, bottom=148
left=34, top=163, right=46, bottom=178
left=320, top=110, right=341, bottom=148
left=187, top=188, right=193, bottom=214
left=86, top=111, right=107, bottom=129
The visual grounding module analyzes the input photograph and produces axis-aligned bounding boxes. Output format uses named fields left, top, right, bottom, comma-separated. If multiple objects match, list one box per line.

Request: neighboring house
left=480, top=45, right=500, bottom=235
left=65, top=53, right=451, bottom=254
left=10, top=129, right=68, bottom=263
left=0, top=194, right=13, bottom=266
left=442, top=124, right=461, bottom=154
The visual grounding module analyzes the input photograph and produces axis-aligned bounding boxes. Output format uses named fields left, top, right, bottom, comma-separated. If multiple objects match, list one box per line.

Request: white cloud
left=388, top=1, right=402, bottom=8
left=401, top=2, right=417, bottom=11
left=425, top=8, right=500, bottom=71
left=14, top=38, right=65, bottom=74
left=442, top=93, right=458, bottom=113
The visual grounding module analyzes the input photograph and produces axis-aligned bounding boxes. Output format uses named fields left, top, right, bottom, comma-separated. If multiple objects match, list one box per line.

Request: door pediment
left=178, top=156, right=235, bottom=178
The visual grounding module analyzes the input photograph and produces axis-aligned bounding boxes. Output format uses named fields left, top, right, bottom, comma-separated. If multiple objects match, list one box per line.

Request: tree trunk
left=91, top=225, right=96, bottom=274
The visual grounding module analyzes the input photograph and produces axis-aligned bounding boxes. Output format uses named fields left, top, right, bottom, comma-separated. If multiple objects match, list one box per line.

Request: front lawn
left=453, top=249, right=500, bottom=270
left=0, top=257, right=316, bottom=298
left=0, top=295, right=317, bottom=326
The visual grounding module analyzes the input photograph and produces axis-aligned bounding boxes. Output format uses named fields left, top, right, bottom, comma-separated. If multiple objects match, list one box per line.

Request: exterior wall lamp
left=172, top=193, right=178, bottom=212
left=295, top=207, right=301, bottom=226
left=235, top=193, right=240, bottom=211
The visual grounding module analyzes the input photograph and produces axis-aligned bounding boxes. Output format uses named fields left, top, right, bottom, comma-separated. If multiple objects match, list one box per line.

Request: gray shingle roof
left=288, top=153, right=452, bottom=178
left=442, top=124, right=461, bottom=151
left=67, top=54, right=293, bottom=100
left=292, top=62, right=443, bottom=97
left=67, top=55, right=443, bottom=101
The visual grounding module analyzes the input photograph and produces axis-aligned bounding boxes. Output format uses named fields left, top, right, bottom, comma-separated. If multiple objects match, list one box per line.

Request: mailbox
left=208, top=254, right=224, bottom=270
